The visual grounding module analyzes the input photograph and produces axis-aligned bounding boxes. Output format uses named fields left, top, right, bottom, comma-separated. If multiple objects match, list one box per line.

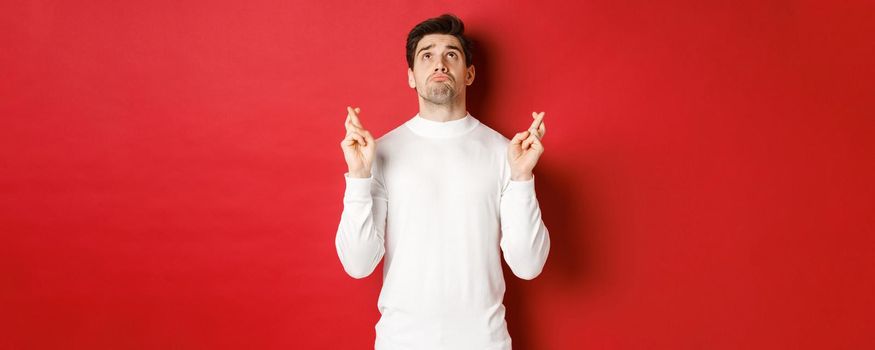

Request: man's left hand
left=508, top=111, right=546, bottom=181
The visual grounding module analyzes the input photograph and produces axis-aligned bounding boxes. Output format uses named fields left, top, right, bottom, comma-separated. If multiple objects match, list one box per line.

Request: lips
left=431, top=74, right=451, bottom=82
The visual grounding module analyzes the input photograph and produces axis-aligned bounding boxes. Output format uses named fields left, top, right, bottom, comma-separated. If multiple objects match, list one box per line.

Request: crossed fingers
left=343, top=106, right=371, bottom=147
left=345, top=106, right=363, bottom=131
left=520, top=111, right=546, bottom=150
left=528, top=111, right=546, bottom=139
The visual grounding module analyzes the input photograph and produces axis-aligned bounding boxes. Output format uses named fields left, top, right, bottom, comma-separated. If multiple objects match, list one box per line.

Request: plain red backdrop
left=2, top=0, right=874, bottom=349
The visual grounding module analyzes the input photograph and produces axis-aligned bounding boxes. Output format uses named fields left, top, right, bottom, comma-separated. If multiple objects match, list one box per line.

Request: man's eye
left=448, top=52, right=456, bottom=58
left=423, top=54, right=431, bottom=59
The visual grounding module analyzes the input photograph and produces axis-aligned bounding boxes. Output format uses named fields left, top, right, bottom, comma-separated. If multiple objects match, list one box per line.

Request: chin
left=426, top=92, right=455, bottom=104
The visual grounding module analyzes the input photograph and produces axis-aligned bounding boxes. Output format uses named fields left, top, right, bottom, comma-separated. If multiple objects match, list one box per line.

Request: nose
left=434, top=59, right=448, bottom=73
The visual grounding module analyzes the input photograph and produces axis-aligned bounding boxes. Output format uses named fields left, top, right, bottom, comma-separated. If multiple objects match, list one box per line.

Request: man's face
left=408, top=34, right=475, bottom=105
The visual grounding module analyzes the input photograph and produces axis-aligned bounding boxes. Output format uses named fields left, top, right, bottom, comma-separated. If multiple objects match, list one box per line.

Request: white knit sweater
left=336, top=113, right=550, bottom=350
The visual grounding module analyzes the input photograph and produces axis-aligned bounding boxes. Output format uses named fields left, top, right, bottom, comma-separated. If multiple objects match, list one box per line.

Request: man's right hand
left=340, top=106, right=376, bottom=178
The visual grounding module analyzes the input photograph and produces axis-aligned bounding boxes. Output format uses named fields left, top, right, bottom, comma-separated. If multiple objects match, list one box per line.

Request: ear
left=407, top=68, right=416, bottom=89
left=465, top=65, right=476, bottom=86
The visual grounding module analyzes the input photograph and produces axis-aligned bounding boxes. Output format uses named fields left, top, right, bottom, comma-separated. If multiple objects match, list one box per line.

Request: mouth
left=430, top=74, right=451, bottom=82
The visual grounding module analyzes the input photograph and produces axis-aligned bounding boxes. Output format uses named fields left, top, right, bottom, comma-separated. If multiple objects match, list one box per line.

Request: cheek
left=415, top=70, right=429, bottom=82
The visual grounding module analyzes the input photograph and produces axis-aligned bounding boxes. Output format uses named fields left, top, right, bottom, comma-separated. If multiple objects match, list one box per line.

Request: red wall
left=2, top=1, right=874, bottom=349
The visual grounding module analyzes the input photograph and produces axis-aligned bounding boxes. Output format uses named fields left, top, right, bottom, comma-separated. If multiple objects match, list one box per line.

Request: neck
left=417, top=93, right=467, bottom=122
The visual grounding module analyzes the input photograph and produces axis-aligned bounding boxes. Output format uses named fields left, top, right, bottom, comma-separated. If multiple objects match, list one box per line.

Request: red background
left=2, top=0, right=874, bottom=349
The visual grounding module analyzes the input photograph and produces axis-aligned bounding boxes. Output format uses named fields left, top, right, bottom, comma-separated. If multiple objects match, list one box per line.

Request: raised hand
left=508, top=112, right=547, bottom=181
left=340, top=106, right=376, bottom=178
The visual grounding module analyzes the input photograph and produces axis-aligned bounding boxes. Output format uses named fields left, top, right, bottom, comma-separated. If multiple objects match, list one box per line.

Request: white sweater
left=335, top=113, right=551, bottom=350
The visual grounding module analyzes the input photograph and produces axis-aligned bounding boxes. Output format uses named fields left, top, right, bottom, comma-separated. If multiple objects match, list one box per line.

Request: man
left=335, top=14, right=550, bottom=350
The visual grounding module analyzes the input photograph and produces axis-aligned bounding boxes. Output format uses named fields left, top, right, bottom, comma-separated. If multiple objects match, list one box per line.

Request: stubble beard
left=422, top=81, right=457, bottom=105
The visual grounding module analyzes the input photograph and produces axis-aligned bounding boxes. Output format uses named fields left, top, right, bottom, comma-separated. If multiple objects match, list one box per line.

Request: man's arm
left=335, top=106, right=386, bottom=279
left=499, top=175, right=550, bottom=280
left=500, top=111, right=550, bottom=280
left=335, top=172, right=387, bottom=279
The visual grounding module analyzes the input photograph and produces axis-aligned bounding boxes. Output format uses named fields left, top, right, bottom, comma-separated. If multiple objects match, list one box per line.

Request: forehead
left=415, top=34, right=463, bottom=52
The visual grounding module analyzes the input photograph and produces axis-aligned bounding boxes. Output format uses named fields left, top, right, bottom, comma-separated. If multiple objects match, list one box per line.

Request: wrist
left=510, top=172, right=533, bottom=181
left=347, top=170, right=372, bottom=178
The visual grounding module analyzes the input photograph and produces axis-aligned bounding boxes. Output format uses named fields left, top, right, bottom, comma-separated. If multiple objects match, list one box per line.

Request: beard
left=421, top=80, right=457, bottom=105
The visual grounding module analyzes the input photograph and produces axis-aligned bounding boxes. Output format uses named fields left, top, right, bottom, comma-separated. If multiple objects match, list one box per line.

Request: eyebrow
left=416, top=44, right=434, bottom=56
left=416, top=44, right=463, bottom=56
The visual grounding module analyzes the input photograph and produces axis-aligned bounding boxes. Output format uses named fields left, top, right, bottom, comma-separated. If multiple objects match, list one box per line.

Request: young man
left=336, top=14, right=550, bottom=350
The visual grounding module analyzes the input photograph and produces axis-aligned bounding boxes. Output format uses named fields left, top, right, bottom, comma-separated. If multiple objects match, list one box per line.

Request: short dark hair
left=406, top=14, right=474, bottom=69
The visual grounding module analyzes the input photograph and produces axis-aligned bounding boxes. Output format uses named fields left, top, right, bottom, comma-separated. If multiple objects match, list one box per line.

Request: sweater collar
left=405, top=112, right=480, bottom=138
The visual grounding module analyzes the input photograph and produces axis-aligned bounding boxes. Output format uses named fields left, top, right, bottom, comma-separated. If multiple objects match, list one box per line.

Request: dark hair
left=406, top=14, right=474, bottom=69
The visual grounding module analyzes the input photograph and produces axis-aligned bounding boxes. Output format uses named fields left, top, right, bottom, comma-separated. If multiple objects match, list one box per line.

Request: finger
left=341, top=132, right=356, bottom=147
left=528, top=112, right=543, bottom=131
left=341, top=137, right=355, bottom=147
left=510, top=131, right=529, bottom=145
left=341, top=135, right=364, bottom=148
left=527, top=127, right=542, bottom=140
left=538, top=119, right=546, bottom=139
left=530, top=112, right=546, bottom=138
left=528, top=115, right=544, bottom=138
left=346, top=106, right=361, bottom=127
left=345, top=120, right=362, bottom=136
left=361, top=129, right=375, bottom=144
left=345, top=116, right=368, bottom=136
left=345, top=106, right=362, bottom=131
left=351, top=132, right=366, bottom=146
left=529, top=135, right=545, bottom=152
left=348, top=106, right=364, bottom=129
left=346, top=122, right=363, bottom=135
left=344, top=130, right=366, bottom=146
left=522, top=133, right=538, bottom=150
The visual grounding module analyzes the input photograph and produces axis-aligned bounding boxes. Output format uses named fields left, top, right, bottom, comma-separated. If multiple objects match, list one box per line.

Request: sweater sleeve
left=499, top=174, right=551, bottom=280
left=335, top=171, right=388, bottom=279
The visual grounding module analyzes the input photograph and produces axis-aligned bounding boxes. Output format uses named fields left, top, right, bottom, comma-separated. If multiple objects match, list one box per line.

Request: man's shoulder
left=375, top=120, right=412, bottom=145
left=474, top=120, right=511, bottom=146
